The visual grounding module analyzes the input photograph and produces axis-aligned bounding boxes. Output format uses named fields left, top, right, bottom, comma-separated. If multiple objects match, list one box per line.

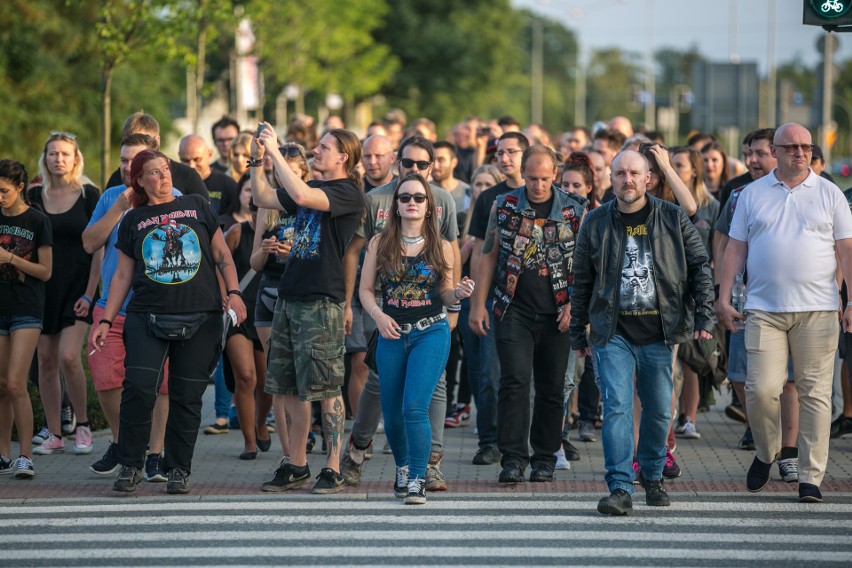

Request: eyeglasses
left=774, top=144, right=813, bottom=154
left=49, top=130, right=77, bottom=139
left=400, top=158, right=432, bottom=170
left=495, top=149, right=522, bottom=158
left=398, top=193, right=427, bottom=204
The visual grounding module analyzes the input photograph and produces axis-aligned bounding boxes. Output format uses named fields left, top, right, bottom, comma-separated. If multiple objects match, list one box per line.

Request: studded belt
left=398, top=313, right=447, bottom=334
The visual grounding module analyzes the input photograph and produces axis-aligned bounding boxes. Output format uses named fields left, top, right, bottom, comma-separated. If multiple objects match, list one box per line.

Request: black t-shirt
left=204, top=171, right=238, bottom=215
left=116, top=194, right=221, bottom=314
left=719, top=171, right=752, bottom=208
left=260, top=213, right=297, bottom=281
left=616, top=199, right=664, bottom=345
left=276, top=179, right=365, bottom=302
left=107, top=160, right=210, bottom=201
left=454, top=147, right=475, bottom=183
left=381, top=254, right=444, bottom=325
left=511, top=194, right=558, bottom=315
left=0, top=208, right=53, bottom=317
left=468, top=181, right=515, bottom=240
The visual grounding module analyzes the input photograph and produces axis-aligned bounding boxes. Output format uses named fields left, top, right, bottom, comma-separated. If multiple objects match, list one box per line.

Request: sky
left=512, top=0, right=852, bottom=73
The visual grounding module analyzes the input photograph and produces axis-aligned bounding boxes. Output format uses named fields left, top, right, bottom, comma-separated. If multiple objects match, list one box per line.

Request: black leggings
left=117, top=312, right=222, bottom=473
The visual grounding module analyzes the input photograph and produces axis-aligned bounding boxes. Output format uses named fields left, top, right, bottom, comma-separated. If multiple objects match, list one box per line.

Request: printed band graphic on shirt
left=620, top=232, right=657, bottom=314
left=0, top=229, right=35, bottom=283
left=142, top=220, right=201, bottom=284
left=290, top=209, right=321, bottom=259
left=384, top=258, right=437, bottom=309
left=521, top=219, right=549, bottom=276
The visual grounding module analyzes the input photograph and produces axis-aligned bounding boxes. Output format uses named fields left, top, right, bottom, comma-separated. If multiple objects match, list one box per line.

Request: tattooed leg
left=321, top=396, right=345, bottom=471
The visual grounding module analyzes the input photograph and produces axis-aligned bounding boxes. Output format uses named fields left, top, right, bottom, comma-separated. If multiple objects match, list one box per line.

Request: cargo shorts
left=264, top=298, right=346, bottom=402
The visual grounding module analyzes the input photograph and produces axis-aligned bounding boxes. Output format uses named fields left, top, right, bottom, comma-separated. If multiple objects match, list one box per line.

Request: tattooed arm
left=210, top=227, right=247, bottom=324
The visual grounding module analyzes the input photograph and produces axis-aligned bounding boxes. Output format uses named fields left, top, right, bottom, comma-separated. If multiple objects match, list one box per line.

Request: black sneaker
left=529, top=463, right=555, bottom=482
left=312, top=467, right=344, bottom=494
left=394, top=465, right=409, bottom=498
left=0, top=455, right=12, bottom=475
left=144, top=453, right=167, bottom=482
left=404, top=477, right=427, bottom=505
left=498, top=462, right=525, bottom=484
left=166, top=468, right=190, bottom=494
left=561, top=439, right=580, bottom=461
left=747, top=456, right=772, bottom=492
left=262, top=462, right=311, bottom=492
left=830, top=415, right=852, bottom=439
left=738, top=427, right=755, bottom=451
left=90, top=442, right=120, bottom=475
left=472, top=446, right=501, bottom=465
left=113, top=465, right=143, bottom=492
left=639, top=473, right=671, bottom=506
left=597, top=489, right=633, bottom=516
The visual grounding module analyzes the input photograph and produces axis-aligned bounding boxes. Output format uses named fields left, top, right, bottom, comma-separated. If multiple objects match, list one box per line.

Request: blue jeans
left=459, top=298, right=500, bottom=448
left=593, top=335, right=673, bottom=493
left=377, top=320, right=450, bottom=478
left=212, top=357, right=229, bottom=420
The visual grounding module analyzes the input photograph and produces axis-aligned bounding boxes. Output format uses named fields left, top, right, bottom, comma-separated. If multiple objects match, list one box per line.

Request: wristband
left=847, top=302, right=852, bottom=307
left=99, top=319, right=113, bottom=329
left=80, top=295, right=92, bottom=304
left=713, top=284, right=720, bottom=301
left=227, top=289, right=242, bottom=298
left=247, top=157, right=264, bottom=168
left=369, top=306, right=382, bottom=319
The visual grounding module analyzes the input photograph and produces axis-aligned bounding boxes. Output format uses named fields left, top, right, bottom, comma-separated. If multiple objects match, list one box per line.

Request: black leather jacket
left=569, top=196, right=716, bottom=349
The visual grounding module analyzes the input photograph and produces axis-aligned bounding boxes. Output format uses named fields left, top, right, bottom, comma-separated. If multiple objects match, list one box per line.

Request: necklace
left=402, top=235, right=425, bottom=246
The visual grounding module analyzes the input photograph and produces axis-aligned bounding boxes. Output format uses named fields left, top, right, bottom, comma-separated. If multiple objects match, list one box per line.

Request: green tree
left=248, top=0, right=398, bottom=119
left=585, top=47, right=643, bottom=126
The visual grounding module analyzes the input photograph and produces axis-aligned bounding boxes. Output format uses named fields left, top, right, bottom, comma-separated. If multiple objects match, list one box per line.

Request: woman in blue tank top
left=359, top=173, right=475, bottom=505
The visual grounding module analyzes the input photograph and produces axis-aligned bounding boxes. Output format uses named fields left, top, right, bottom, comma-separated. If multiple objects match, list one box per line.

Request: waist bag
left=148, top=312, right=211, bottom=341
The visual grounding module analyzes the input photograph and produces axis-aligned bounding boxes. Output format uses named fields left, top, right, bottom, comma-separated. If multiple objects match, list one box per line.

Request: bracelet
left=369, top=306, right=382, bottom=319
left=227, top=289, right=242, bottom=298
left=80, top=295, right=92, bottom=304
left=246, top=157, right=264, bottom=168
left=99, top=319, right=113, bottom=329
left=847, top=302, right=852, bottom=307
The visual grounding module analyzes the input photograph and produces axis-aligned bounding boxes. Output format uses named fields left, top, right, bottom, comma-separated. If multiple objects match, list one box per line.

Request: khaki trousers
left=745, top=310, right=837, bottom=485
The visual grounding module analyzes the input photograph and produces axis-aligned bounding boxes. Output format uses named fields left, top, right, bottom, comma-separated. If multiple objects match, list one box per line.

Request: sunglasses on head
left=279, top=146, right=304, bottom=158
left=400, top=158, right=431, bottom=170
left=49, top=130, right=77, bottom=140
left=398, top=193, right=427, bottom=204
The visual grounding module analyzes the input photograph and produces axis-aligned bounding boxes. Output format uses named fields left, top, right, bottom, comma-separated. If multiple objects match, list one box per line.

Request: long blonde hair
left=462, top=164, right=504, bottom=239
left=228, top=132, right=254, bottom=182
left=38, top=132, right=85, bottom=191
left=375, top=173, right=448, bottom=284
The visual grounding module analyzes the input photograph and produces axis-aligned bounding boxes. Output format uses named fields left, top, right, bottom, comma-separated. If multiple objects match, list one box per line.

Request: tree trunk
left=193, top=25, right=206, bottom=134
left=101, top=65, right=113, bottom=189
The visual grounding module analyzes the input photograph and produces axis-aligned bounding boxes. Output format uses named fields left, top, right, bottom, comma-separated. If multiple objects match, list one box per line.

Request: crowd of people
left=2, top=107, right=852, bottom=512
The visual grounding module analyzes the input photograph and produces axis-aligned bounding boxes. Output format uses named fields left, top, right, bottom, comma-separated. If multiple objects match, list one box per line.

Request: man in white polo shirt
left=717, top=122, right=852, bottom=503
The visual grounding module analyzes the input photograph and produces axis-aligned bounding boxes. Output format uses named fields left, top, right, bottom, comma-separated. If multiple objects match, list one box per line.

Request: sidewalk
left=3, top=385, right=852, bottom=500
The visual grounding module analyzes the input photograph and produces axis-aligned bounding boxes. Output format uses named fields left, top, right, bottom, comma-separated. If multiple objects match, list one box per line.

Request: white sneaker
left=554, top=448, right=571, bottom=470
left=679, top=419, right=701, bottom=439
left=376, top=420, right=385, bottom=434
left=12, top=456, right=34, bottom=479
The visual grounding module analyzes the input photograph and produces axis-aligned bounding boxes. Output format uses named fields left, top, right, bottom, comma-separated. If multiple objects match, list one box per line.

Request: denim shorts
left=0, top=314, right=42, bottom=335
left=344, top=298, right=378, bottom=353
left=727, top=324, right=793, bottom=383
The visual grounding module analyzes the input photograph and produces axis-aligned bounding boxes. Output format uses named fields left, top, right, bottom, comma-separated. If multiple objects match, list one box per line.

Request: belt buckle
left=415, top=318, right=430, bottom=331
left=399, top=323, right=413, bottom=334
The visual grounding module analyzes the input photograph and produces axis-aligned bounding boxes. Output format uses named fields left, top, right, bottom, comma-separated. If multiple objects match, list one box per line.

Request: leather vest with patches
left=492, top=188, right=585, bottom=319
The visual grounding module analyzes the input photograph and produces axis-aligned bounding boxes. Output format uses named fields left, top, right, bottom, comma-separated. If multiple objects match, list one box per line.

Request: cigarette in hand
left=89, top=349, right=97, bottom=356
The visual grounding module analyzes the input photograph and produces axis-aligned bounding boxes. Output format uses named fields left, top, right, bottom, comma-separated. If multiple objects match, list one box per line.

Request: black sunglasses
left=398, top=193, right=427, bottom=204
left=279, top=146, right=304, bottom=158
left=400, top=158, right=431, bottom=170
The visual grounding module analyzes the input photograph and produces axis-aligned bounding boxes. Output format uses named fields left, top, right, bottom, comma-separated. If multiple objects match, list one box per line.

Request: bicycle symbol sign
left=812, top=0, right=852, bottom=18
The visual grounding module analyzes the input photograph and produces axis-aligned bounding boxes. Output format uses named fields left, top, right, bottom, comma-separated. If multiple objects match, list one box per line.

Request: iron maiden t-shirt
left=116, top=194, right=221, bottom=314
left=0, top=207, right=53, bottom=317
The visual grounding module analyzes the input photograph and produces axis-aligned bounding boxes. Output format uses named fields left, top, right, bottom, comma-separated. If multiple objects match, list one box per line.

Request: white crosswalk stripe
left=2, top=494, right=850, bottom=566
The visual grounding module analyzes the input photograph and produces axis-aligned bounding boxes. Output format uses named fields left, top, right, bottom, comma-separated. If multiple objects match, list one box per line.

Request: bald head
left=178, top=134, right=213, bottom=180
left=772, top=122, right=813, bottom=181
left=610, top=116, right=634, bottom=138
left=362, top=134, right=395, bottom=186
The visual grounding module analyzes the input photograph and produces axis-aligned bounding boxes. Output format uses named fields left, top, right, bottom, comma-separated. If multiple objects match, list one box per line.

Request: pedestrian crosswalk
left=1, top=494, right=850, bottom=565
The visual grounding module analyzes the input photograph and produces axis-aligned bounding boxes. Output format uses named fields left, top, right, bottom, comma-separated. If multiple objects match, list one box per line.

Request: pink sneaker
left=75, top=425, right=93, bottom=455
left=663, top=447, right=681, bottom=479
left=632, top=460, right=641, bottom=484
left=33, top=433, right=64, bottom=455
